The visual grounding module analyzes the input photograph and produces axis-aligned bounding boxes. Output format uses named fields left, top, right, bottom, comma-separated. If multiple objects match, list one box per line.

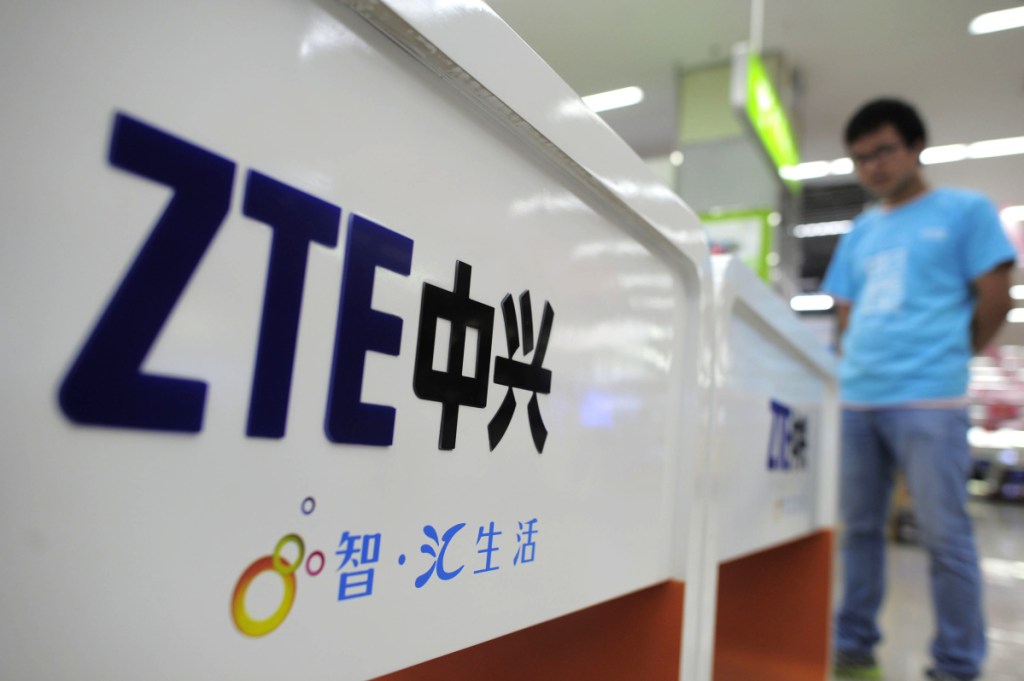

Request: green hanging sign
left=731, top=44, right=801, bottom=192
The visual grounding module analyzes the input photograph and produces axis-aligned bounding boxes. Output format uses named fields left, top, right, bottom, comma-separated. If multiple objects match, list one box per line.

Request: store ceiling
left=485, top=0, right=1024, bottom=207
left=485, top=0, right=1024, bottom=346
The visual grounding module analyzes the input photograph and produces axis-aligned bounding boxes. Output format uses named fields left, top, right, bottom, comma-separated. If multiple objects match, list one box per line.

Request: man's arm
left=971, top=261, right=1014, bottom=353
left=834, top=300, right=851, bottom=356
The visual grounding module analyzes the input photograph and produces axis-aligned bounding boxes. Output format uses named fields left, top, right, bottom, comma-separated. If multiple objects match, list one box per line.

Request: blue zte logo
left=59, top=113, right=554, bottom=452
left=766, top=399, right=807, bottom=471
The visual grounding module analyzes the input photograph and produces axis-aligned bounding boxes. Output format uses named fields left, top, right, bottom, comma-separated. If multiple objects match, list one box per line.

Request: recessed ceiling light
left=969, top=6, right=1024, bottom=35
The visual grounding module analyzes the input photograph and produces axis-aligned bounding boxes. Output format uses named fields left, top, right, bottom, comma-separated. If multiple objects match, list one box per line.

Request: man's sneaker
left=834, top=651, right=882, bottom=679
left=925, top=667, right=976, bottom=681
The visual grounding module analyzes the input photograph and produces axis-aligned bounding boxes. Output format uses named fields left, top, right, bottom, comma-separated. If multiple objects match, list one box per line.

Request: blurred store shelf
left=969, top=346, right=1024, bottom=503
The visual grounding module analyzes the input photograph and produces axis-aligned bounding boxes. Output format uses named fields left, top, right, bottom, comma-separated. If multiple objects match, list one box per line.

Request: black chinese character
left=488, top=292, right=553, bottom=453
left=413, top=262, right=494, bottom=450
left=790, top=416, right=807, bottom=469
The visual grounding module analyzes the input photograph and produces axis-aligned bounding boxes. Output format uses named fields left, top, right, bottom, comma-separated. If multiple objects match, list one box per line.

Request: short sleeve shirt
left=821, top=187, right=1016, bottom=405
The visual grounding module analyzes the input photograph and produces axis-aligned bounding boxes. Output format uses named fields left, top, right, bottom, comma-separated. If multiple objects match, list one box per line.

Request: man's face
left=848, top=123, right=923, bottom=202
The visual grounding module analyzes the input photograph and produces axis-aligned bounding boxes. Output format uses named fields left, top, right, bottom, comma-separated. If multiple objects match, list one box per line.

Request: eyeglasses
left=851, top=142, right=905, bottom=167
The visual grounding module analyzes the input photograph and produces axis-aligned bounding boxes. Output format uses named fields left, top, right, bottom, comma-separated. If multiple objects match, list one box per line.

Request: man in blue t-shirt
left=822, top=99, right=1015, bottom=681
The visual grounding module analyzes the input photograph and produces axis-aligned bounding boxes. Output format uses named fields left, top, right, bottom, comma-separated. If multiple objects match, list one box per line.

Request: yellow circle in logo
left=273, top=534, right=305, bottom=576
left=231, top=555, right=297, bottom=637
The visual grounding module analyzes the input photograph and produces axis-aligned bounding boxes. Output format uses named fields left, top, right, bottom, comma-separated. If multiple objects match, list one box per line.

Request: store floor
left=829, top=499, right=1024, bottom=681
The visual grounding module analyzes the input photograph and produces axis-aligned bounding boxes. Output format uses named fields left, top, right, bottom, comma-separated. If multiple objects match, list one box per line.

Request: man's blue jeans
left=834, top=407, right=985, bottom=679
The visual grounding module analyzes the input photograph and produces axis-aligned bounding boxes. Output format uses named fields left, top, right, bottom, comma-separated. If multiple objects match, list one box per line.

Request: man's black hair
left=844, top=98, right=927, bottom=148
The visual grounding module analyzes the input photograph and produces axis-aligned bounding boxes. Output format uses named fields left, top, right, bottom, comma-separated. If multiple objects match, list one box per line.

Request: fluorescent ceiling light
left=779, top=161, right=830, bottom=181
left=1002, top=205, right=1024, bottom=223
left=829, top=158, right=854, bottom=175
left=782, top=135, right=1024, bottom=182
left=1011, top=285, right=1024, bottom=300
left=781, top=158, right=853, bottom=180
left=970, top=6, right=1024, bottom=35
left=793, top=220, right=852, bottom=238
left=582, top=86, right=644, bottom=113
left=968, top=136, right=1024, bottom=159
left=790, top=294, right=834, bottom=312
left=921, top=144, right=969, bottom=165
left=1007, top=308, right=1024, bottom=323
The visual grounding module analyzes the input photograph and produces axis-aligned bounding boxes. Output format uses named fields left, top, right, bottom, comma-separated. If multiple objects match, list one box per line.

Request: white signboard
left=0, top=2, right=711, bottom=679
left=710, top=257, right=838, bottom=562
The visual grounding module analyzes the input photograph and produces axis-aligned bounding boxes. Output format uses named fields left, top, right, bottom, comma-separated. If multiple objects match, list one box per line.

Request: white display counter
left=701, top=255, right=839, bottom=681
left=0, top=2, right=713, bottom=680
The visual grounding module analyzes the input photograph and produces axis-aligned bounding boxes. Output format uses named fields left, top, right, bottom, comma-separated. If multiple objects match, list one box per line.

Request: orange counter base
left=375, top=580, right=685, bottom=681
left=713, top=530, right=834, bottom=681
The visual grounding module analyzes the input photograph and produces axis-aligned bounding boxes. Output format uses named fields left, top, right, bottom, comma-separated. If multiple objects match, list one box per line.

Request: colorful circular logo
left=231, top=498, right=323, bottom=637
left=231, top=554, right=297, bottom=637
